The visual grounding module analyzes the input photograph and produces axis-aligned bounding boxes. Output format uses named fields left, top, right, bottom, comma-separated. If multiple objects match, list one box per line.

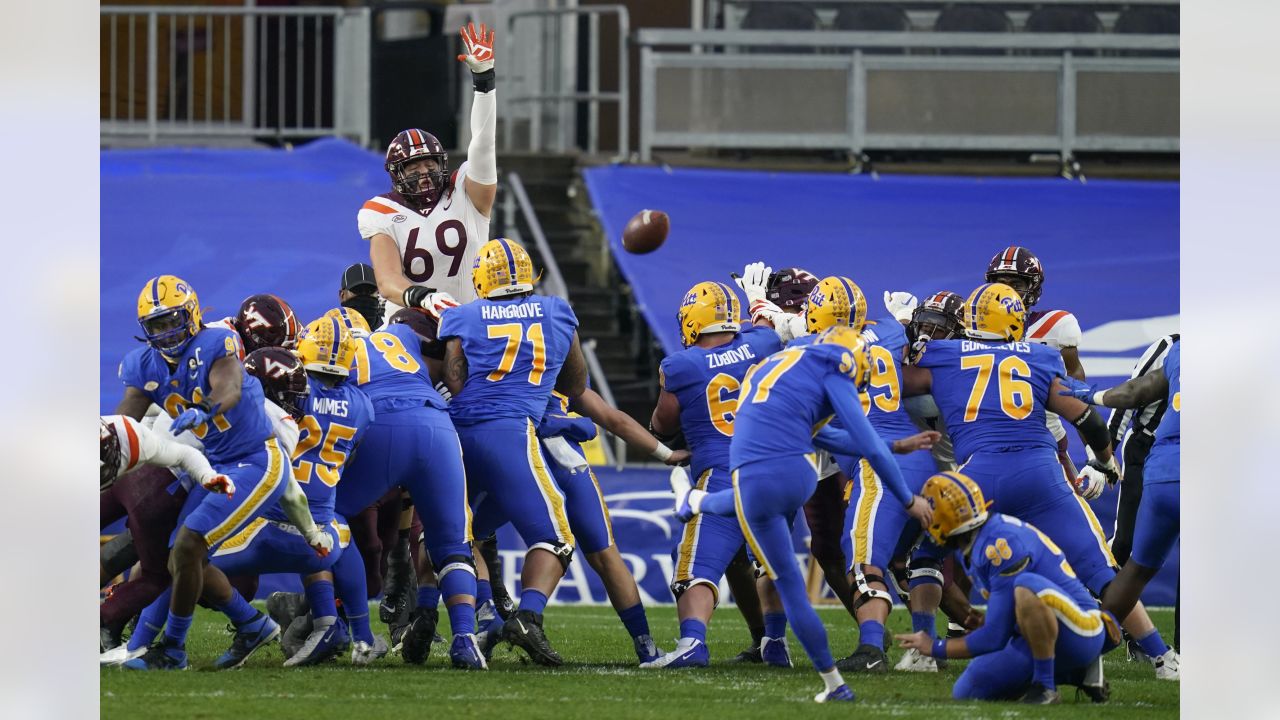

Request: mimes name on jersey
left=312, top=397, right=350, bottom=418
left=481, top=303, right=545, bottom=321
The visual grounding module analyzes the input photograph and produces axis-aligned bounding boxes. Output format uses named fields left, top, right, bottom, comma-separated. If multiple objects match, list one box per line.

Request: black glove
left=402, top=285, right=435, bottom=310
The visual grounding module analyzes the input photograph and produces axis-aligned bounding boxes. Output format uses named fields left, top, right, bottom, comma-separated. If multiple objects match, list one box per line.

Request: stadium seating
left=832, top=3, right=912, bottom=55
left=934, top=4, right=1013, bottom=55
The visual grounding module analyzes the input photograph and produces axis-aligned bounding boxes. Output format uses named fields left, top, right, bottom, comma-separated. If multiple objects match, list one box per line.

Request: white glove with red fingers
left=304, top=528, right=333, bottom=558
left=884, top=291, right=919, bottom=324
left=1074, top=456, right=1120, bottom=501
left=457, top=22, right=495, bottom=74
left=419, top=291, right=460, bottom=319
left=200, top=473, right=236, bottom=498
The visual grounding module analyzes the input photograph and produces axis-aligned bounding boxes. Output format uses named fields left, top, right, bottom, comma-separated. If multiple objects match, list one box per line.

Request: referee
left=1107, top=332, right=1179, bottom=650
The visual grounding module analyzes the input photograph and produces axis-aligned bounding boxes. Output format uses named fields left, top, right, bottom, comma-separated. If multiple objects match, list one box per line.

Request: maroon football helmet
left=766, top=267, right=819, bottom=309
left=235, top=294, right=302, bottom=353
left=244, top=347, right=309, bottom=420
left=389, top=307, right=445, bottom=360
left=385, top=129, right=449, bottom=210
left=909, top=291, right=965, bottom=341
left=985, top=246, right=1044, bottom=308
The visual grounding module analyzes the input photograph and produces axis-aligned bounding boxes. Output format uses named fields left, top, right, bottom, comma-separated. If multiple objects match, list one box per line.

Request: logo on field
left=393, top=215, right=407, bottom=223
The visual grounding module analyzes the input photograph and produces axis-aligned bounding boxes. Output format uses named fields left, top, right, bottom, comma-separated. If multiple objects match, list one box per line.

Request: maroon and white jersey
left=1026, top=309, right=1083, bottom=442
left=357, top=161, right=489, bottom=304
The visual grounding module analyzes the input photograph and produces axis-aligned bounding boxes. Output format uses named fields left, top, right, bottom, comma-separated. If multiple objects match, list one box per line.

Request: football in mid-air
left=622, top=209, right=669, bottom=254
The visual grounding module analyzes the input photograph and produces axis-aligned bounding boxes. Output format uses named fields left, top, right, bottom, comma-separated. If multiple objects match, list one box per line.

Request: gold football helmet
left=295, top=317, right=358, bottom=378
left=473, top=238, right=535, bottom=299
left=137, top=275, right=203, bottom=358
left=324, top=307, right=372, bottom=338
left=805, top=276, right=867, bottom=335
left=677, top=281, right=742, bottom=347
left=816, top=325, right=871, bottom=387
left=964, top=282, right=1026, bottom=342
left=921, top=471, right=993, bottom=546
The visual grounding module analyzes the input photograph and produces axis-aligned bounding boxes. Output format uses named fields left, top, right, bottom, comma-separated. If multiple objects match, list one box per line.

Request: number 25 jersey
left=915, top=339, right=1066, bottom=462
left=438, top=294, right=579, bottom=426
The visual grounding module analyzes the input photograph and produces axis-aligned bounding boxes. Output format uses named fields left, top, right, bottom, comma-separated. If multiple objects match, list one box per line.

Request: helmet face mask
left=137, top=275, right=202, bottom=359
left=909, top=291, right=965, bottom=342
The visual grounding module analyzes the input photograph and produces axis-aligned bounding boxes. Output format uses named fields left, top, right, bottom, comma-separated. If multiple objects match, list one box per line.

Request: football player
left=896, top=472, right=1117, bottom=704
left=333, top=303, right=486, bottom=669
left=903, top=283, right=1178, bottom=678
left=1059, top=342, right=1181, bottom=639
left=672, top=326, right=933, bottom=702
left=229, top=293, right=302, bottom=354
left=359, top=23, right=498, bottom=310
left=438, top=238, right=588, bottom=666
left=642, top=281, right=783, bottom=669
left=116, top=276, right=289, bottom=670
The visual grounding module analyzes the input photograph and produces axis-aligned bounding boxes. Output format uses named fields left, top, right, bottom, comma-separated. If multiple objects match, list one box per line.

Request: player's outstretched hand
left=884, top=291, right=918, bottom=324
left=733, top=261, right=772, bottom=304
left=202, top=473, right=236, bottom=499
left=905, top=494, right=934, bottom=528
left=171, top=406, right=212, bottom=434
left=421, top=291, right=460, bottom=319
left=892, top=430, right=941, bottom=455
left=457, top=22, right=495, bottom=74
left=895, top=631, right=932, bottom=655
left=1073, top=464, right=1107, bottom=500
left=664, top=448, right=691, bottom=466
left=1056, top=375, right=1098, bottom=403
left=305, top=528, right=334, bottom=558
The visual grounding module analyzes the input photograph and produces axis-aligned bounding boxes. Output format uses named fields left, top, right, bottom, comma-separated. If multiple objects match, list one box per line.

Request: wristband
left=1092, top=390, right=1108, bottom=406
left=652, top=443, right=673, bottom=462
left=931, top=638, right=947, bottom=660
left=472, top=69, right=495, bottom=93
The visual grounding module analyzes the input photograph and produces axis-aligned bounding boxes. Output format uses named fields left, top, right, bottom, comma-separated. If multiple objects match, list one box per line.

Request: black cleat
left=100, top=620, right=126, bottom=653
left=1020, top=683, right=1062, bottom=705
left=379, top=537, right=416, bottom=625
left=501, top=610, right=563, bottom=667
left=730, top=642, right=763, bottom=664
left=266, top=591, right=309, bottom=629
left=1077, top=656, right=1110, bottom=703
left=401, top=606, right=439, bottom=664
left=836, top=643, right=889, bottom=674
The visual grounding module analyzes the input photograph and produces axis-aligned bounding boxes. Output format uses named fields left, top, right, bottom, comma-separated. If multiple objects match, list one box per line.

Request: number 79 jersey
left=438, top=294, right=579, bottom=426
left=915, top=339, right=1066, bottom=461
left=357, top=161, right=488, bottom=303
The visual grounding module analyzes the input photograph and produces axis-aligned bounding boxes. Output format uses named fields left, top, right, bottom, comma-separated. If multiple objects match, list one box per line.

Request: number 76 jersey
left=357, top=161, right=488, bottom=303
left=915, top=339, right=1066, bottom=462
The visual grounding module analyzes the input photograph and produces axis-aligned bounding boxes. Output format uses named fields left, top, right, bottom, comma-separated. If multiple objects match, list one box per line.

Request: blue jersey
left=439, top=295, right=579, bottom=426
left=1152, top=342, right=1180, bottom=450
left=916, top=339, right=1066, bottom=461
left=119, top=326, right=271, bottom=464
left=660, top=326, right=782, bottom=484
left=267, top=378, right=375, bottom=525
left=350, top=323, right=446, bottom=413
left=858, top=317, right=919, bottom=441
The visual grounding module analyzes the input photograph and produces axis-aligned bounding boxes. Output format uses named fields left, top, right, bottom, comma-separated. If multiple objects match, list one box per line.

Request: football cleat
left=449, top=633, right=489, bottom=670
left=814, top=684, right=856, bottom=703
left=379, top=537, right=417, bottom=625
left=894, top=647, right=939, bottom=673
left=401, top=606, right=440, bottom=664
left=1077, top=655, right=1110, bottom=703
left=213, top=613, right=280, bottom=670
left=1154, top=648, right=1180, bottom=681
left=730, top=641, right=763, bottom=664
left=100, top=622, right=125, bottom=653
left=266, top=591, right=309, bottom=630
left=122, top=637, right=188, bottom=671
left=351, top=634, right=390, bottom=666
left=283, top=617, right=348, bottom=667
left=1020, top=683, right=1062, bottom=705
left=476, top=599, right=500, bottom=635
left=836, top=643, right=889, bottom=674
left=761, top=636, right=793, bottom=668
left=634, top=634, right=663, bottom=665
left=100, top=643, right=146, bottom=667
left=639, top=638, right=709, bottom=669
left=281, top=614, right=314, bottom=659
left=502, top=610, right=564, bottom=667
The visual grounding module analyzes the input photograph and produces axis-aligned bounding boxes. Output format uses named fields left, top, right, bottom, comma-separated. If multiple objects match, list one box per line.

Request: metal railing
left=635, top=29, right=1177, bottom=160
left=101, top=6, right=370, bottom=145
left=505, top=172, right=624, bottom=468
left=502, top=5, right=630, bottom=159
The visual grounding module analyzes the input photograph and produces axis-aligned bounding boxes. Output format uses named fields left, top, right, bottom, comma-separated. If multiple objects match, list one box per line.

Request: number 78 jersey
left=915, top=339, right=1066, bottom=461
left=357, top=161, right=488, bottom=303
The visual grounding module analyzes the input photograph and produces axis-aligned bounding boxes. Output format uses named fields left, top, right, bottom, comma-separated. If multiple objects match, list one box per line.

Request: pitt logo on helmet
left=920, top=471, right=993, bottom=546
left=473, top=238, right=535, bottom=299
left=677, top=281, right=741, bottom=347
left=964, top=282, right=1025, bottom=342
left=805, top=276, right=867, bottom=335
left=137, top=275, right=203, bottom=358
left=816, top=325, right=871, bottom=387
left=295, top=316, right=358, bottom=378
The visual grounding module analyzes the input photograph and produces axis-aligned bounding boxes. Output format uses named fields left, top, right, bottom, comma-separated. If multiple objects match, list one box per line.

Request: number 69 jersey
left=915, top=339, right=1067, bottom=462
left=357, top=161, right=488, bottom=303
left=438, top=294, right=579, bottom=426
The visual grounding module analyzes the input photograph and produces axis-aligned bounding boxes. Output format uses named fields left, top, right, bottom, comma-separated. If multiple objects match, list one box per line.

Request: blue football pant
left=1130, top=481, right=1179, bottom=570
left=733, top=454, right=836, bottom=673
left=671, top=468, right=744, bottom=602
left=547, top=443, right=615, bottom=555
left=181, top=438, right=288, bottom=552
left=464, top=417, right=574, bottom=551
left=209, top=519, right=345, bottom=576
left=844, top=449, right=935, bottom=575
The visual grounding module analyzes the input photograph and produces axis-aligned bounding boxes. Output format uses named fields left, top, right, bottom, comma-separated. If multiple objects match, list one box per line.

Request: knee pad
left=529, top=541, right=575, bottom=570
left=434, top=554, right=476, bottom=581
left=852, top=568, right=894, bottom=611
left=907, top=557, right=944, bottom=589
left=669, top=578, right=720, bottom=606
left=101, top=531, right=139, bottom=580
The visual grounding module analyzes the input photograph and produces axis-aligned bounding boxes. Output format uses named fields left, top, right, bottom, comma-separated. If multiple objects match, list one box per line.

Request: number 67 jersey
left=357, top=161, right=488, bottom=303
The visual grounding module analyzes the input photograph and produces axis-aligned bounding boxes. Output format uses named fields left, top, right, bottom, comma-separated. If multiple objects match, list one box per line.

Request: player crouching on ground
left=896, top=472, right=1119, bottom=704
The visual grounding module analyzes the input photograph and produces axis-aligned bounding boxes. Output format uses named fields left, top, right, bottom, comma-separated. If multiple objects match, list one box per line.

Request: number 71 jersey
left=357, top=161, right=488, bottom=303
left=915, top=339, right=1066, bottom=461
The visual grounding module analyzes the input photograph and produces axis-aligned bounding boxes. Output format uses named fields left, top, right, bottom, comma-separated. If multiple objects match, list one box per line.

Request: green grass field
left=101, top=605, right=1178, bottom=719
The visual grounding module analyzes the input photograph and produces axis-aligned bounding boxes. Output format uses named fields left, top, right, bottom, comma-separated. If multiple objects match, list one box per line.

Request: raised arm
left=457, top=23, right=498, bottom=216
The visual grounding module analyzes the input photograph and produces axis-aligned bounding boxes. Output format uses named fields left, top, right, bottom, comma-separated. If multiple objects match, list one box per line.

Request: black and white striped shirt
left=1107, top=333, right=1180, bottom=447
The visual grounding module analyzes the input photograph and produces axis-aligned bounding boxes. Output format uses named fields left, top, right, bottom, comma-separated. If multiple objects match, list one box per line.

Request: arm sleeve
left=130, top=418, right=219, bottom=484
left=265, top=400, right=300, bottom=459
left=961, top=585, right=1017, bottom=656
left=466, top=89, right=497, bottom=185
left=823, top=374, right=913, bottom=506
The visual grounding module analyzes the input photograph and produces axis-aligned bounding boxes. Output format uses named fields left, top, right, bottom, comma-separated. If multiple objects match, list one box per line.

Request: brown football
left=622, top=209, right=669, bottom=254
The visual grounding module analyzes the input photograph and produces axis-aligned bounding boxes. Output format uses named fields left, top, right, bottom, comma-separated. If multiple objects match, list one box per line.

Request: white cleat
left=894, top=647, right=938, bottom=672
left=1154, top=648, right=1180, bottom=681
left=351, top=635, right=389, bottom=666
left=100, top=644, right=146, bottom=667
